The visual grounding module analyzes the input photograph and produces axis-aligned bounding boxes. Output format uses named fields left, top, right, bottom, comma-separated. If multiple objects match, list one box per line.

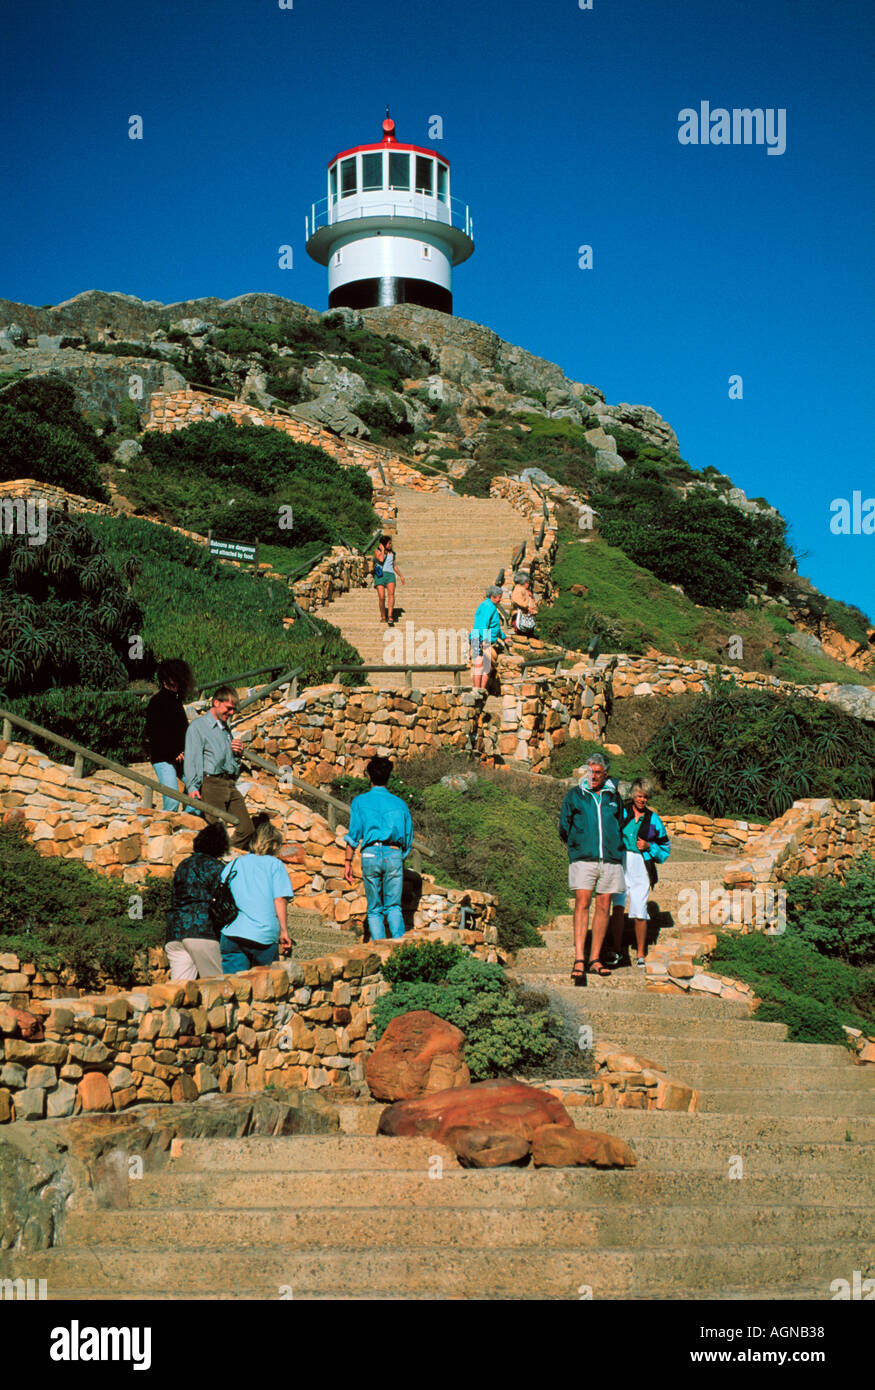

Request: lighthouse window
left=388, top=152, right=410, bottom=190
left=340, top=158, right=357, bottom=198
left=329, top=165, right=338, bottom=203
left=436, top=163, right=449, bottom=204
left=362, top=153, right=383, bottom=191
left=415, top=157, right=433, bottom=196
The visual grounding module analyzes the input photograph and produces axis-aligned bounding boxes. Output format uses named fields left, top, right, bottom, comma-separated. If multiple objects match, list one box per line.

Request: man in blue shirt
left=343, top=757, right=413, bottom=940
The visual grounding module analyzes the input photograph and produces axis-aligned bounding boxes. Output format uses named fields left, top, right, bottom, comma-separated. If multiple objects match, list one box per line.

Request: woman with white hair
left=510, top=571, right=537, bottom=635
left=469, top=585, right=506, bottom=690
left=218, top=818, right=295, bottom=973
left=606, top=778, right=670, bottom=968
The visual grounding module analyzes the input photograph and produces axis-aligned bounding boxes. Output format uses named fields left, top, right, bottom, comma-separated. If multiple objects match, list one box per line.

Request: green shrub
left=5, top=689, right=147, bottom=765
left=824, top=598, right=872, bottom=646
left=594, top=466, right=790, bottom=609
left=372, top=950, right=564, bottom=1080
left=785, top=856, right=875, bottom=966
left=0, top=510, right=144, bottom=696
left=382, top=939, right=466, bottom=984
left=0, top=823, right=165, bottom=989
left=647, top=687, right=875, bottom=820
left=709, top=930, right=874, bottom=1041
left=0, top=377, right=110, bottom=501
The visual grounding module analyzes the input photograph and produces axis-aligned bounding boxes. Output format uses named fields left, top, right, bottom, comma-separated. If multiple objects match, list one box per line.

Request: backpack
left=208, top=862, right=239, bottom=932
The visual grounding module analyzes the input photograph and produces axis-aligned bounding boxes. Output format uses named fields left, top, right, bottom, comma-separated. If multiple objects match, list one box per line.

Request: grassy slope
left=86, top=515, right=361, bottom=683
left=541, top=533, right=864, bottom=684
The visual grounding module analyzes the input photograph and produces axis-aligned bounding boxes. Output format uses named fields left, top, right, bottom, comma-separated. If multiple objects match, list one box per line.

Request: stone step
left=559, top=1108, right=875, bottom=1143
left=579, top=1036, right=855, bottom=1068
left=697, top=1089, right=875, bottom=1116
left=524, top=983, right=753, bottom=1019
left=590, top=1135, right=875, bottom=1175
left=659, top=1062, right=873, bottom=1090
left=27, top=1240, right=875, bottom=1298
left=129, top=1167, right=874, bottom=1210
left=167, top=1135, right=459, bottom=1173
left=63, top=1201, right=875, bottom=1252
left=37, top=1284, right=840, bottom=1302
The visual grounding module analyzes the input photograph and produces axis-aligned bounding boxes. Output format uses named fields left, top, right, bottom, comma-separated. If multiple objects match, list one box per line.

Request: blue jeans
left=153, top=761, right=181, bottom=812
left=361, top=845, right=405, bottom=939
left=221, top=936, right=279, bottom=973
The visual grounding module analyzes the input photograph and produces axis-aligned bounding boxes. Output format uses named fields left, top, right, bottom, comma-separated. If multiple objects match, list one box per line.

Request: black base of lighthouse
left=329, top=277, right=452, bottom=314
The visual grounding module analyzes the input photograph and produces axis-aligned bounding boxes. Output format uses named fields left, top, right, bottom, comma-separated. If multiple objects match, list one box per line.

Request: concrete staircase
left=25, top=847, right=875, bottom=1300
left=324, top=484, right=526, bottom=693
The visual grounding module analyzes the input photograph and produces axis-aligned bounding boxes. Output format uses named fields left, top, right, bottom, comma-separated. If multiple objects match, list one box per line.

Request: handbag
left=515, top=611, right=536, bottom=634
left=208, top=862, right=239, bottom=931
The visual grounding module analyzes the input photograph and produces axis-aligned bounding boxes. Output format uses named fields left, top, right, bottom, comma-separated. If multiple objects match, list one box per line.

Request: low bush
left=5, top=690, right=147, bottom=766
left=784, top=856, right=875, bottom=966
left=0, top=377, right=110, bottom=501
left=0, top=822, right=165, bottom=989
left=708, top=930, right=874, bottom=1043
left=0, top=510, right=144, bottom=697
left=372, top=946, right=565, bottom=1080
left=647, top=687, right=875, bottom=820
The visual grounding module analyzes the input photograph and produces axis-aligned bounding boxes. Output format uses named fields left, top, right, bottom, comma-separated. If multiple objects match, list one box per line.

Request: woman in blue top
left=219, top=819, right=295, bottom=973
left=606, top=779, right=670, bottom=968
left=373, top=534, right=405, bottom=627
left=470, top=585, right=506, bottom=690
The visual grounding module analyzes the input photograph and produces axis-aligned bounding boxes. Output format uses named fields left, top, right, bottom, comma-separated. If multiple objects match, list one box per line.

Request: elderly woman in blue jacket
left=470, top=585, right=506, bottom=691
left=606, top=778, right=670, bottom=968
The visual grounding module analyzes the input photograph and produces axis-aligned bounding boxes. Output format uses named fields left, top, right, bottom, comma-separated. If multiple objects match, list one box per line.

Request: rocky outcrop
left=0, top=347, right=185, bottom=424
left=0, top=1088, right=337, bottom=1256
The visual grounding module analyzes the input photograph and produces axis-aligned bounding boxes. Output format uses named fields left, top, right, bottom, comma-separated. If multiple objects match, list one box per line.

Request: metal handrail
left=308, top=192, right=471, bottom=236
left=0, top=707, right=238, bottom=825
left=330, top=663, right=466, bottom=692
left=237, top=667, right=303, bottom=712
left=519, top=653, right=566, bottom=672
left=197, top=664, right=287, bottom=698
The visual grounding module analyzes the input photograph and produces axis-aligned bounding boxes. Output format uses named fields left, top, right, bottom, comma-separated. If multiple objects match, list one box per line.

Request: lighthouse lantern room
left=305, top=115, right=474, bottom=314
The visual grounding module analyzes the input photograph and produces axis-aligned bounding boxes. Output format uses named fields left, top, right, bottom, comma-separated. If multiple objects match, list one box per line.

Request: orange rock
left=445, top=1126, right=530, bottom=1168
left=532, top=1124, right=636, bottom=1168
left=77, top=1072, right=113, bottom=1112
left=378, top=1078, right=573, bottom=1147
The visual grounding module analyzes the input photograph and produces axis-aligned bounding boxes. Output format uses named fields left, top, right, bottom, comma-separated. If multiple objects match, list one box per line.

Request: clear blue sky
left=3, top=0, right=872, bottom=617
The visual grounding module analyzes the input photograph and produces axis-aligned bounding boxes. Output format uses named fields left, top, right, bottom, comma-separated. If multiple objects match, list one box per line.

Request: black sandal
left=586, top=959, right=611, bottom=976
left=570, top=958, right=586, bottom=986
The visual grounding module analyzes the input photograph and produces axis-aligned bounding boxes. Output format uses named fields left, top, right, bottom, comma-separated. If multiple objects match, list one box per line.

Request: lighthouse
left=305, top=114, right=474, bottom=314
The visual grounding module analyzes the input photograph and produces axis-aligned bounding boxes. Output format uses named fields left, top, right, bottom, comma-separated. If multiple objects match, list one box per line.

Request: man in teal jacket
left=606, top=779, right=671, bottom=968
left=559, top=753, right=625, bottom=982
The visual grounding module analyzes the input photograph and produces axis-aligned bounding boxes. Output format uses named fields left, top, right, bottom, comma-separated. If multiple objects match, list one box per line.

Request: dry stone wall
left=0, top=739, right=498, bottom=949
left=722, top=798, right=875, bottom=889
left=0, top=947, right=395, bottom=1124
left=660, top=814, right=767, bottom=855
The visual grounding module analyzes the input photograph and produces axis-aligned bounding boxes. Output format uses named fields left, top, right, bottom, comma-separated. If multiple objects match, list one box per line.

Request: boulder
left=445, top=1126, right=531, bottom=1168
left=823, top=685, right=875, bottom=723
left=365, top=1010, right=469, bottom=1101
left=113, top=439, right=143, bottom=465
left=0, top=322, right=28, bottom=349
left=531, top=1124, right=636, bottom=1168
left=377, top=1078, right=573, bottom=1143
left=594, top=448, right=626, bottom=474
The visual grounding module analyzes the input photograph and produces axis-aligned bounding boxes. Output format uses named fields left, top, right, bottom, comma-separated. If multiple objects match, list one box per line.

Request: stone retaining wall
left=660, top=813, right=768, bottom=854
left=243, top=671, right=609, bottom=780
left=723, top=798, right=875, bottom=889
left=0, top=739, right=499, bottom=947
left=0, top=948, right=392, bottom=1124
left=546, top=1045, right=698, bottom=1113
left=0, top=479, right=114, bottom=518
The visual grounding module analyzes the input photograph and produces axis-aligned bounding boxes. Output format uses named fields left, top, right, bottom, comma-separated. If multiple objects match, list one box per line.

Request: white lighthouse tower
left=305, top=113, right=474, bottom=314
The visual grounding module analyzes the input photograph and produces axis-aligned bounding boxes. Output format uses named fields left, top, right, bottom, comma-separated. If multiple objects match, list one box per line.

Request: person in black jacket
left=146, top=659, right=193, bottom=811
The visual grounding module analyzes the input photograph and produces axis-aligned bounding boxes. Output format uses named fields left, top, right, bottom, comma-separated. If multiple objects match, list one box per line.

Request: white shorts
left=612, top=851, right=651, bottom=919
left=569, top=860, right=625, bottom=895
left=165, top=937, right=223, bottom=980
